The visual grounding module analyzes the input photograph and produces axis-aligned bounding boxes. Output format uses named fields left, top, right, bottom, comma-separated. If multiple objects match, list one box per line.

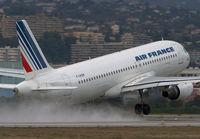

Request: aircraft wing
left=0, top=68, right=25, bottom=78
left=122, top=76, right=200, bottom=92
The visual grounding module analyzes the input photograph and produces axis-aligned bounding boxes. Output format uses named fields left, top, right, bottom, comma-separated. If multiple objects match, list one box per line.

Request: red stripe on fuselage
left=20, top=52, right=32, bottom=72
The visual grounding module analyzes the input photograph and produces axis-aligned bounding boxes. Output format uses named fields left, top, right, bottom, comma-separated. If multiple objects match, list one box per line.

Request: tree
left=4, top=2, right=41, bottom=15
left=39, top=32, right=66, bottom=64
left=38, top=32, right=76, bottom=64
left=64, top=37, right=76, bottom=63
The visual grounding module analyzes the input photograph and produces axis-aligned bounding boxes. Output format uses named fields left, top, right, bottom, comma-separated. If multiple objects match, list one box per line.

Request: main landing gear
left=135, top=90, right=151, bottom=115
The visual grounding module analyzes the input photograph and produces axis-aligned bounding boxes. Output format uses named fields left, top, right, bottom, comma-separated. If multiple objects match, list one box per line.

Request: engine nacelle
left=162, top=82, right=193, bottom=101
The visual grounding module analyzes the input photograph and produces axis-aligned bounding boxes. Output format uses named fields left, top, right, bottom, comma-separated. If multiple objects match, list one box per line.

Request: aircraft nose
left=181, top=45, right=190, bottom=66
left=187, top=52, right=190, bottom=61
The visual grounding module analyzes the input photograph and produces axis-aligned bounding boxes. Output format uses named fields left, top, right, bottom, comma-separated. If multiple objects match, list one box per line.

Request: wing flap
left=122, top=76, right=200, bottom=92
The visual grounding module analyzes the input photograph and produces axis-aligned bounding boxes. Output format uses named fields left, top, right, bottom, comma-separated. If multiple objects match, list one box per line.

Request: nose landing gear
left=135, top=90, right=151, bottom=115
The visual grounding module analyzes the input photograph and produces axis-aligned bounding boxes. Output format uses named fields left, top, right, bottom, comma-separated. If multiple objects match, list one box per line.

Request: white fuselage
left=16, top=40, right=190, bottom=103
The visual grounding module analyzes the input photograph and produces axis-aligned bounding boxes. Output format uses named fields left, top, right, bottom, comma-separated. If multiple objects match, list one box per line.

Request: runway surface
left=1, top=115, right=200, bottom=127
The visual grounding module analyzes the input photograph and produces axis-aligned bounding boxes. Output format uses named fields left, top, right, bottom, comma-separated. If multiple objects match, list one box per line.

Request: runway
left=1, top=115, right=200, bottom=127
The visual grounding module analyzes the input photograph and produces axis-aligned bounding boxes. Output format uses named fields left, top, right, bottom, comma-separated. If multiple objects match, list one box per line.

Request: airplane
left=0, top=19, right=199, bottom=115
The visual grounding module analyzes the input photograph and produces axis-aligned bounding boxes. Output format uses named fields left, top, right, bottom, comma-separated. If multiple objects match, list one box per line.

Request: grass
left=0, top=127, right=199, bottom=139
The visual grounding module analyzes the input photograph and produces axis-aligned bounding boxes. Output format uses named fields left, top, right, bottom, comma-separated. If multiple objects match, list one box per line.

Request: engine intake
left=162, top=82, right=193, bottom=101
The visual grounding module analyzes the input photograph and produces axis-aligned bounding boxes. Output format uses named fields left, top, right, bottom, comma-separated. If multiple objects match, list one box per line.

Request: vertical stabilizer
left=16, top=20, right=52, bottom=80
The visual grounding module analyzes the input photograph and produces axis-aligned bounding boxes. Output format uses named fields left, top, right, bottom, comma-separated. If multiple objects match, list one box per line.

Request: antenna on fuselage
left=161, top=35, right=164, bottom=41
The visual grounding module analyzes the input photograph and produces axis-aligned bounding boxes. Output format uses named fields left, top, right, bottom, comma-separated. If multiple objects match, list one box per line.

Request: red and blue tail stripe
left=20, top=52, right=32, bottom=73
left=17, top=34, right=37, bottom=71
left=16, top=20, right=51, bottom=74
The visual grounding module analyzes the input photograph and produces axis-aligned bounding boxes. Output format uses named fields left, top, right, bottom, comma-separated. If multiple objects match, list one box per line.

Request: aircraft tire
left=135, top=104, right=142, bottom=114
left=143, top=104, right=150, bottom=115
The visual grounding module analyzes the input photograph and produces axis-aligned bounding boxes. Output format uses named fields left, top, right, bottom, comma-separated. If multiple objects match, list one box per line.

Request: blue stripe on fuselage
left=17, top=21, right=47, bottom=68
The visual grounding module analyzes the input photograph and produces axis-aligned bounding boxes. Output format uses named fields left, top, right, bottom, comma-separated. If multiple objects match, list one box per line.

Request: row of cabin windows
left=78, top=53, right=178, bottom=84
left=78, top=65, right=136, bottom=84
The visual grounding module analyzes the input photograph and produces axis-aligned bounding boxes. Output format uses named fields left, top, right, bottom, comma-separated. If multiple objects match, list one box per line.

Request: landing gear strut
left=135, top=90, right=151, bottom=115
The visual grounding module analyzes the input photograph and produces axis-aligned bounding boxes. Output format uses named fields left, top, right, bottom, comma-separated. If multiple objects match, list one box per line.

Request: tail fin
left=16, top=20, right=52, bottom=80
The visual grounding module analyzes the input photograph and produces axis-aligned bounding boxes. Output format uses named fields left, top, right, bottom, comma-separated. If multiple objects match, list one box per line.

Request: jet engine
left=162, top=82, right=193, bottom=100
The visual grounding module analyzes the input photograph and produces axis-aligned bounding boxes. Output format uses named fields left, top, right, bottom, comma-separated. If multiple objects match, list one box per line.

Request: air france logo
left=135, top=47, right=175, bottom=61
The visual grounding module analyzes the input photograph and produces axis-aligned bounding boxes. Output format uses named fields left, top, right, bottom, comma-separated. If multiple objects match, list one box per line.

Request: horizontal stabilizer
left=0, top=68, right=25, bottom=78
left=0, top=84, right=16, bottom=89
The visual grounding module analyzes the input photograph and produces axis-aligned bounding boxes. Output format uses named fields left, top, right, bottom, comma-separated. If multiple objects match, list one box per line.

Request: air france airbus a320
left=0, top=20, right=199, bottom=115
